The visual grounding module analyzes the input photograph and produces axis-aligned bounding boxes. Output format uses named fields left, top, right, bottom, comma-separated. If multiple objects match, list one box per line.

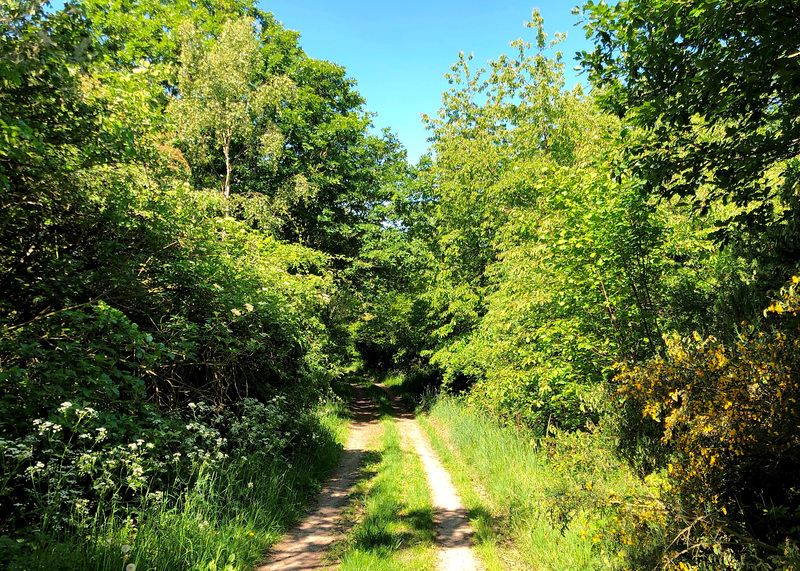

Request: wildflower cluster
left=0, top=388, right=322, bottom=542
left=615, top=277, right=800, bottom=568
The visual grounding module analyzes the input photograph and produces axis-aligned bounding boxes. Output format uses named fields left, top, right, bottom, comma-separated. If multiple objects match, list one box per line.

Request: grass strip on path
left=331, top=381, right=437, bottom=571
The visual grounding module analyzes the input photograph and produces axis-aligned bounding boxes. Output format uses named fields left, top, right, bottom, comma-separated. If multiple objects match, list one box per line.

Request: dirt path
left=377, top=384, right=482, bottom=571
left=256, top=385, right=380, bottom=571
left=257, top=382, right=481, bottom=571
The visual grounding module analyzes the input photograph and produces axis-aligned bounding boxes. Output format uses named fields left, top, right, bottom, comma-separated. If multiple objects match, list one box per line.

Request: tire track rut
left=258, top=381, right=481, bottom=571
left=257, top=385, right=380, bottom=571
left=377, top=384, right=482, bottom=571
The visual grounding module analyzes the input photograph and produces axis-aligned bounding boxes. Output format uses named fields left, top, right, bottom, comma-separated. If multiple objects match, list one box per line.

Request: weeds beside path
left=257, top=384, right=381, bottom=571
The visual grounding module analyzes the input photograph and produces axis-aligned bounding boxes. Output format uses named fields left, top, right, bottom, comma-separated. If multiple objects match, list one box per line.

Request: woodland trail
left=257, top=381, right=482, bottom=571
left=256, top=384, right=380, bottom=571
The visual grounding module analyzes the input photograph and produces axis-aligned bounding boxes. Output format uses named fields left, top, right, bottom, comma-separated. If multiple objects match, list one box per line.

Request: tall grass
left=420, top=394, right=661, bottom=570
left=3, top=397, right=350, bottom=571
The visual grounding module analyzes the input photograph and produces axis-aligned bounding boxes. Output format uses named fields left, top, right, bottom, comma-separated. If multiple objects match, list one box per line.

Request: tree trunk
left=223, top=143, right=231, bottom=199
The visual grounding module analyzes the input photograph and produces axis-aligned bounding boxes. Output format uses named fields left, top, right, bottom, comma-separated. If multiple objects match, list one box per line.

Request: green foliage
left=418, top=12, right=587, bottom=386
left=410, top=12, right=683, bottom=432
left=82, top=0, right=406, bottom=263
left=458, top=124, right=669, bottom=432
left=579, top=0, right=800, bottom=250
left=349, top=224, right=433, bottom=371
left=0, top=0, right=342, bottom=554
left=0, top=183, right=338, bottom=531
left=169, top=17, right=295, bottom=198
left=0, top=396, right=347, bottom=570
left=615, top=279, right=800, bottom=568
left=422, top=394, right=659, bottom=570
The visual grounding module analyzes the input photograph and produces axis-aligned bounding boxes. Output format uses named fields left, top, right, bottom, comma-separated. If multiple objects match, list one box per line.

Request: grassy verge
left=331, top=387, right=436, bottom=571
left=3, top=396, right=351, bottom=571
left=420, top=394, right=662, bottom=571
left=416, top=410, right=516, bottom=571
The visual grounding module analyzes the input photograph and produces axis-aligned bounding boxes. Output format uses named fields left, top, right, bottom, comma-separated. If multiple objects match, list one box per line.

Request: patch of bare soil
left=256, top=384, right=380, bottom=571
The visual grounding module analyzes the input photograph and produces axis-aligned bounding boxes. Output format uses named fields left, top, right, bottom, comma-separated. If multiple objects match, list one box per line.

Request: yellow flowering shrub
left=616, top=277, right=800, bottom=568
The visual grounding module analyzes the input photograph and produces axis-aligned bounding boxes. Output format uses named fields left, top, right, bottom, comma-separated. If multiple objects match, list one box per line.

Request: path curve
left=256, top=385, right=380, bottom=571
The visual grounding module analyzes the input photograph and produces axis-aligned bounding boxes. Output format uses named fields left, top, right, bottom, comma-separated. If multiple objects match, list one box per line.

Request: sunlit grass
left=419, top=394, right=656, bottom=571
left=2, top=398, right=350, bottom=571
left=333, top=414, right=436, bottom=571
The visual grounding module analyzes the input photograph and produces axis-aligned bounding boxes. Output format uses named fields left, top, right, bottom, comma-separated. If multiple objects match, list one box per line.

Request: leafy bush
left=616, top=277, right=800, bottom=568
left=0, top=392, right=346, bottom=570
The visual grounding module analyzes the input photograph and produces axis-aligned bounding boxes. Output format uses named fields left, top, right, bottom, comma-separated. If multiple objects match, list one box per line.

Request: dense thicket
left=0, top=0, right=400, bottom=565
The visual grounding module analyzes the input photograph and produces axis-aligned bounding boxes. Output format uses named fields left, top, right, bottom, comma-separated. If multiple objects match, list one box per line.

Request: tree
left=240, top=56, right=406, bottom=260
left=418, top=12, right=589, bottom=383
left=169, top=17, right=294, bottom=198
left=579, top=0, right=800, bottom=246
left=0, top=0, right=134, bottom=322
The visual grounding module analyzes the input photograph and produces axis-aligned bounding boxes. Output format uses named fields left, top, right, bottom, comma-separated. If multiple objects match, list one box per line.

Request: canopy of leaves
left=579, top=0, right=800, bottom=242
left=0, top=0, right=342, bottom=541
left=169, top=17, right=295, bottom=198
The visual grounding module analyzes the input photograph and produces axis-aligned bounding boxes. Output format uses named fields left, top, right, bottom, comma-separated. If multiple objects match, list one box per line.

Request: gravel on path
left=378, top=384, right=483, bottom=571
left=257, top=381, right=482, bottom=571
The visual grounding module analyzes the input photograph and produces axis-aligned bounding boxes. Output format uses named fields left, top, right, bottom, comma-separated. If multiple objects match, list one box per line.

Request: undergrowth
left=0, top=395, right=349, bottom=571
left=420, top=394, right=662, bottom=570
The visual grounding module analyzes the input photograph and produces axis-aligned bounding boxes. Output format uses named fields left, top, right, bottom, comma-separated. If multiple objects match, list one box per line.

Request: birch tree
left=169, top=18, right=294, bottom=198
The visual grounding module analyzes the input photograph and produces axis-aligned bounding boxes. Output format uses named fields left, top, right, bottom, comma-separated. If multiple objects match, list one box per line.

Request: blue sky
left=261, top=1, right=596, bottom=163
